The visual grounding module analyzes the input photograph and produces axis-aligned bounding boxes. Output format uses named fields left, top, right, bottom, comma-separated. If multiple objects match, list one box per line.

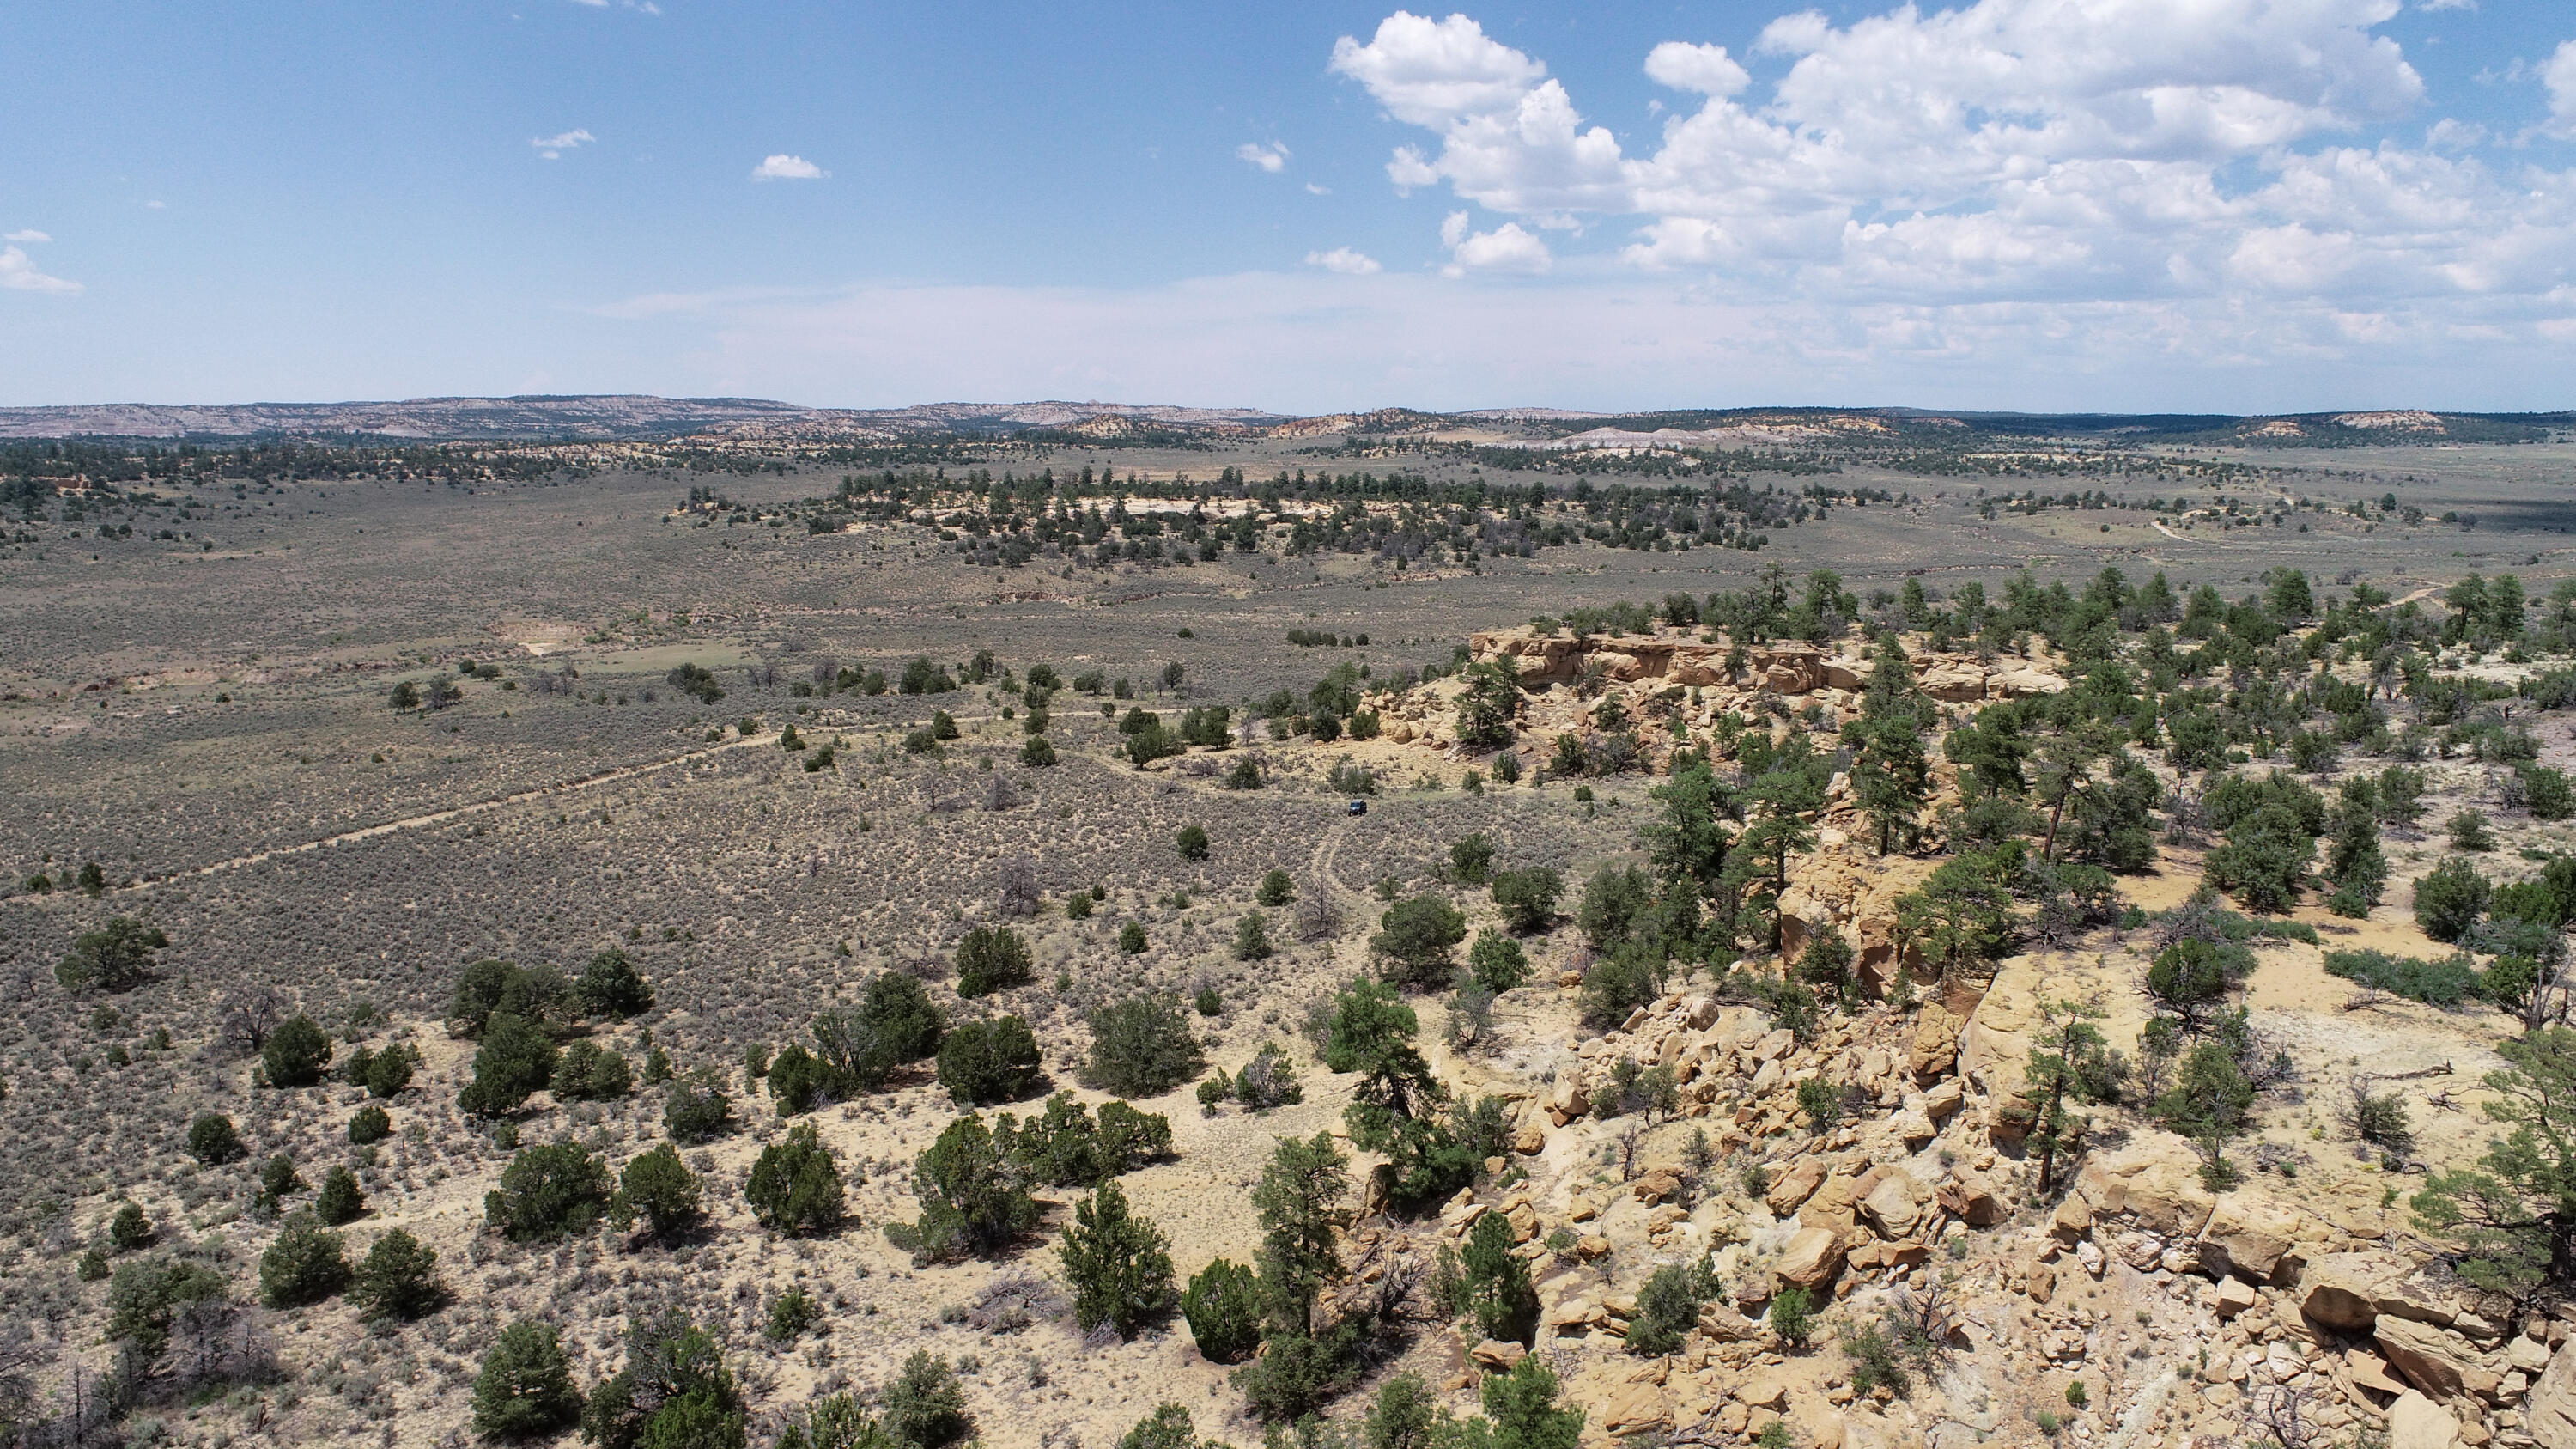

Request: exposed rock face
left=2299, top=1251, right=2470, bottom=1332
left=2390, top=1390, right=2461, bottom=1449
left=1463, top=630, right=2062, bottom=703
left=1600, top=1380, right=1672, bottom=1436
left=2529, top=1339, right=2576, bottom=1448
left=1909, top=1002, right=1963, bottom=1082
left=1774, top=1227, right=1847, bottom=1290
left=2376, top=1317, right=2499, bottom=1401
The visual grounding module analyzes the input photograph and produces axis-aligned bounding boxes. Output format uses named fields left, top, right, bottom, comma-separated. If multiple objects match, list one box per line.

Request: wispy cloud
left=1236, top=141, right=1291, bottom=173
left=751, top=154, right=828, bottom=181
left=532, top=129, right=595, bottom=160
left=0, top=246, right=80, bottom=294
left=1304, top=247, right=1382, bottom=275
left=3, top=229, right=51, bottom=243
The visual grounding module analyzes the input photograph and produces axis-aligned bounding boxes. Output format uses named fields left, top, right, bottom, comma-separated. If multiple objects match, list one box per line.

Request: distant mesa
left=0, top=393, right=2561, bottom=447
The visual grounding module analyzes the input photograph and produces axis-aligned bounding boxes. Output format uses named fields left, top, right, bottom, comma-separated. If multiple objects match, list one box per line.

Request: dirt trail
left=117, top=732, right=780, bottom=892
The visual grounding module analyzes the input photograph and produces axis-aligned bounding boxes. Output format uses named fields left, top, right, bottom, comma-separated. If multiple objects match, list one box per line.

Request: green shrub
left=1578, top=943, right=1660, bottom=1030
left=575, top=947, right=655, bottom=1020
left=483, top=1144, right=609, bottom=1241
left=261, top=1014, right=332, bottom=1087
left=552, top=1039, right=632, bottom=1101
left=1232, top=1324, right=1362, bottom=1424
left=613, top=1144, right=704, bottom=1243
left=937, top=1016, right=1043, bottom=1106
left=1118, top=921, right=1149, bottom=953
left=53, top=916, right=167, bottom=994
left=1180, top=1257, right=1265, bottom=1363
left=1256, top=870, right=1297, bottom=907
left=258, top=1212, right=351, bottom=1307
left=1119, top=1404, right=1205, bottom=1449
left=315, top=1166, right=366, bottom=1225
left=1234, top=1042, right=1303, bottom=1110
left=746, top=1122, right=845, bottom=1236
left=811, top=973, right=946, bottom=1093
left=956, top=926, right=1033, bottom=997
left=898, top=1115, right=1037, bottom=1262
left=1084, top=995, right=1204, bottom=1097
left=2323, top=948, right=2484, bottom=1008
left=187, top=1111, right=244, bottom=1165
left=1449, top=833, right=1496, bottom=884
left=767, top=1042, right=831, bottom=1116
left=363, top=1043, right=416, bottom=1098
left=1625, top=1263, right=1704, bottom=1356
left=580, top=1309, right=746, bottom=1449
left=1372, top=894, right=1468, bottom=988
left=1467, top=928, right=1530, bottom=994
left=355, top=1228, right=443, bottom=1321
left=764, top=1287, right=823, bottom=1344
left=1769, top=1286, right=1813, bottom=1346
left=2415, top=858, right=2493, bottom=943
left=883, top=1351, right=971, bottom=1448
left=472, top=1322, right=582, bottom=1440
left=999, top=1092, right=1172, bottom=1186
left=1020, top=735, right=1057, bottom=767
left=1456, top=1212, right=1539, bottom=1344
left=110, top=1201, right=152, bottom=1251
left=458, top=1012, right=559, bottom=1117
left=662, top=1075, right=735, bottom=1143
left=1494, top=861, right=1566, bottom=928
left=1060, top=1180, right=1176, bottom=1338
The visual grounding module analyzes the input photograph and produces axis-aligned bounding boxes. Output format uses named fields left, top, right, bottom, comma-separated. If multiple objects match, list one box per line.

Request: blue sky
left=5, top=0, right=2574, bottom=413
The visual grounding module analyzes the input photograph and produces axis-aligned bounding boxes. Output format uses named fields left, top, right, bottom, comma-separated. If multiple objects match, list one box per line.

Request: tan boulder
left=1917, top=660, right=1988, bottom=702
left=1987, top=666, right=2069, bottom=699
left=1935, top=1172, right=2001, bottom=1227
left=1752, top=643, right=1824, bottom=694
left=1775, top=1226, right=1846, bottom=1291
left=1956, top=967, right=2038, bottom=1098
left=1922, top=1078, right=1965, bottom=1123
left=1800, top=1175, right=1860, bottom=1235
left=1766, top=1159, right=1827, bottom=1215
left=1697, top=1303, right=1763, bottom=1342
left=1548, top=1075, right=1590, bottom=1121
left=2389, top=1391, right=2462, bottom=1449
left=1735, top=1377, right=1790, bottom=1410
left=2067, top=1138, right=2213, bottom=1239
left=1600, top=1381, right=1672, bottom=1436
left=2377, top=1317, right=2499, bottom=1402
left=2300, top=1251, right=2469, bottom=1332
left=2212, top=1278, right=2261, bottom=1318
left=1821, top=658, right=1872, bottom=692
left=1631, top=1169, right=1683, bottom=1205
left=2200, top=1194, right=2306, bottom=1285
left=2528, top=1338, right=2576, bottom=1449
left=1512, top=1120, right=1547, bottom=1156
left=1861, top=1168, right=1929, bottom=1239
left=1470, top=1340, right=1527, bottom=1373
left=1908, top=1002, right=1963, bottom=1082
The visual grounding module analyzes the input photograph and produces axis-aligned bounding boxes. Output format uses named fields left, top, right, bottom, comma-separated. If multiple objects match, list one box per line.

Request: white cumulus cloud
left=6, top=229, right=52, bottom=243
left=1443, top=219, right=1552, bottom=276
left=751, top=155, right=828, bottom=180
left=1325, top=0, right=2576, bottom=326
left=532, top=129, right=594, bottom=160
left=0, top=246, right=80, bottom=294
left=1642, top=41, right=1749, bottom=97
left=1305, top=247, right=1382, bottom=274
left=2545, top=40, right=2576, bottom=139
left=1237, top=141, right=1291, bottom=173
